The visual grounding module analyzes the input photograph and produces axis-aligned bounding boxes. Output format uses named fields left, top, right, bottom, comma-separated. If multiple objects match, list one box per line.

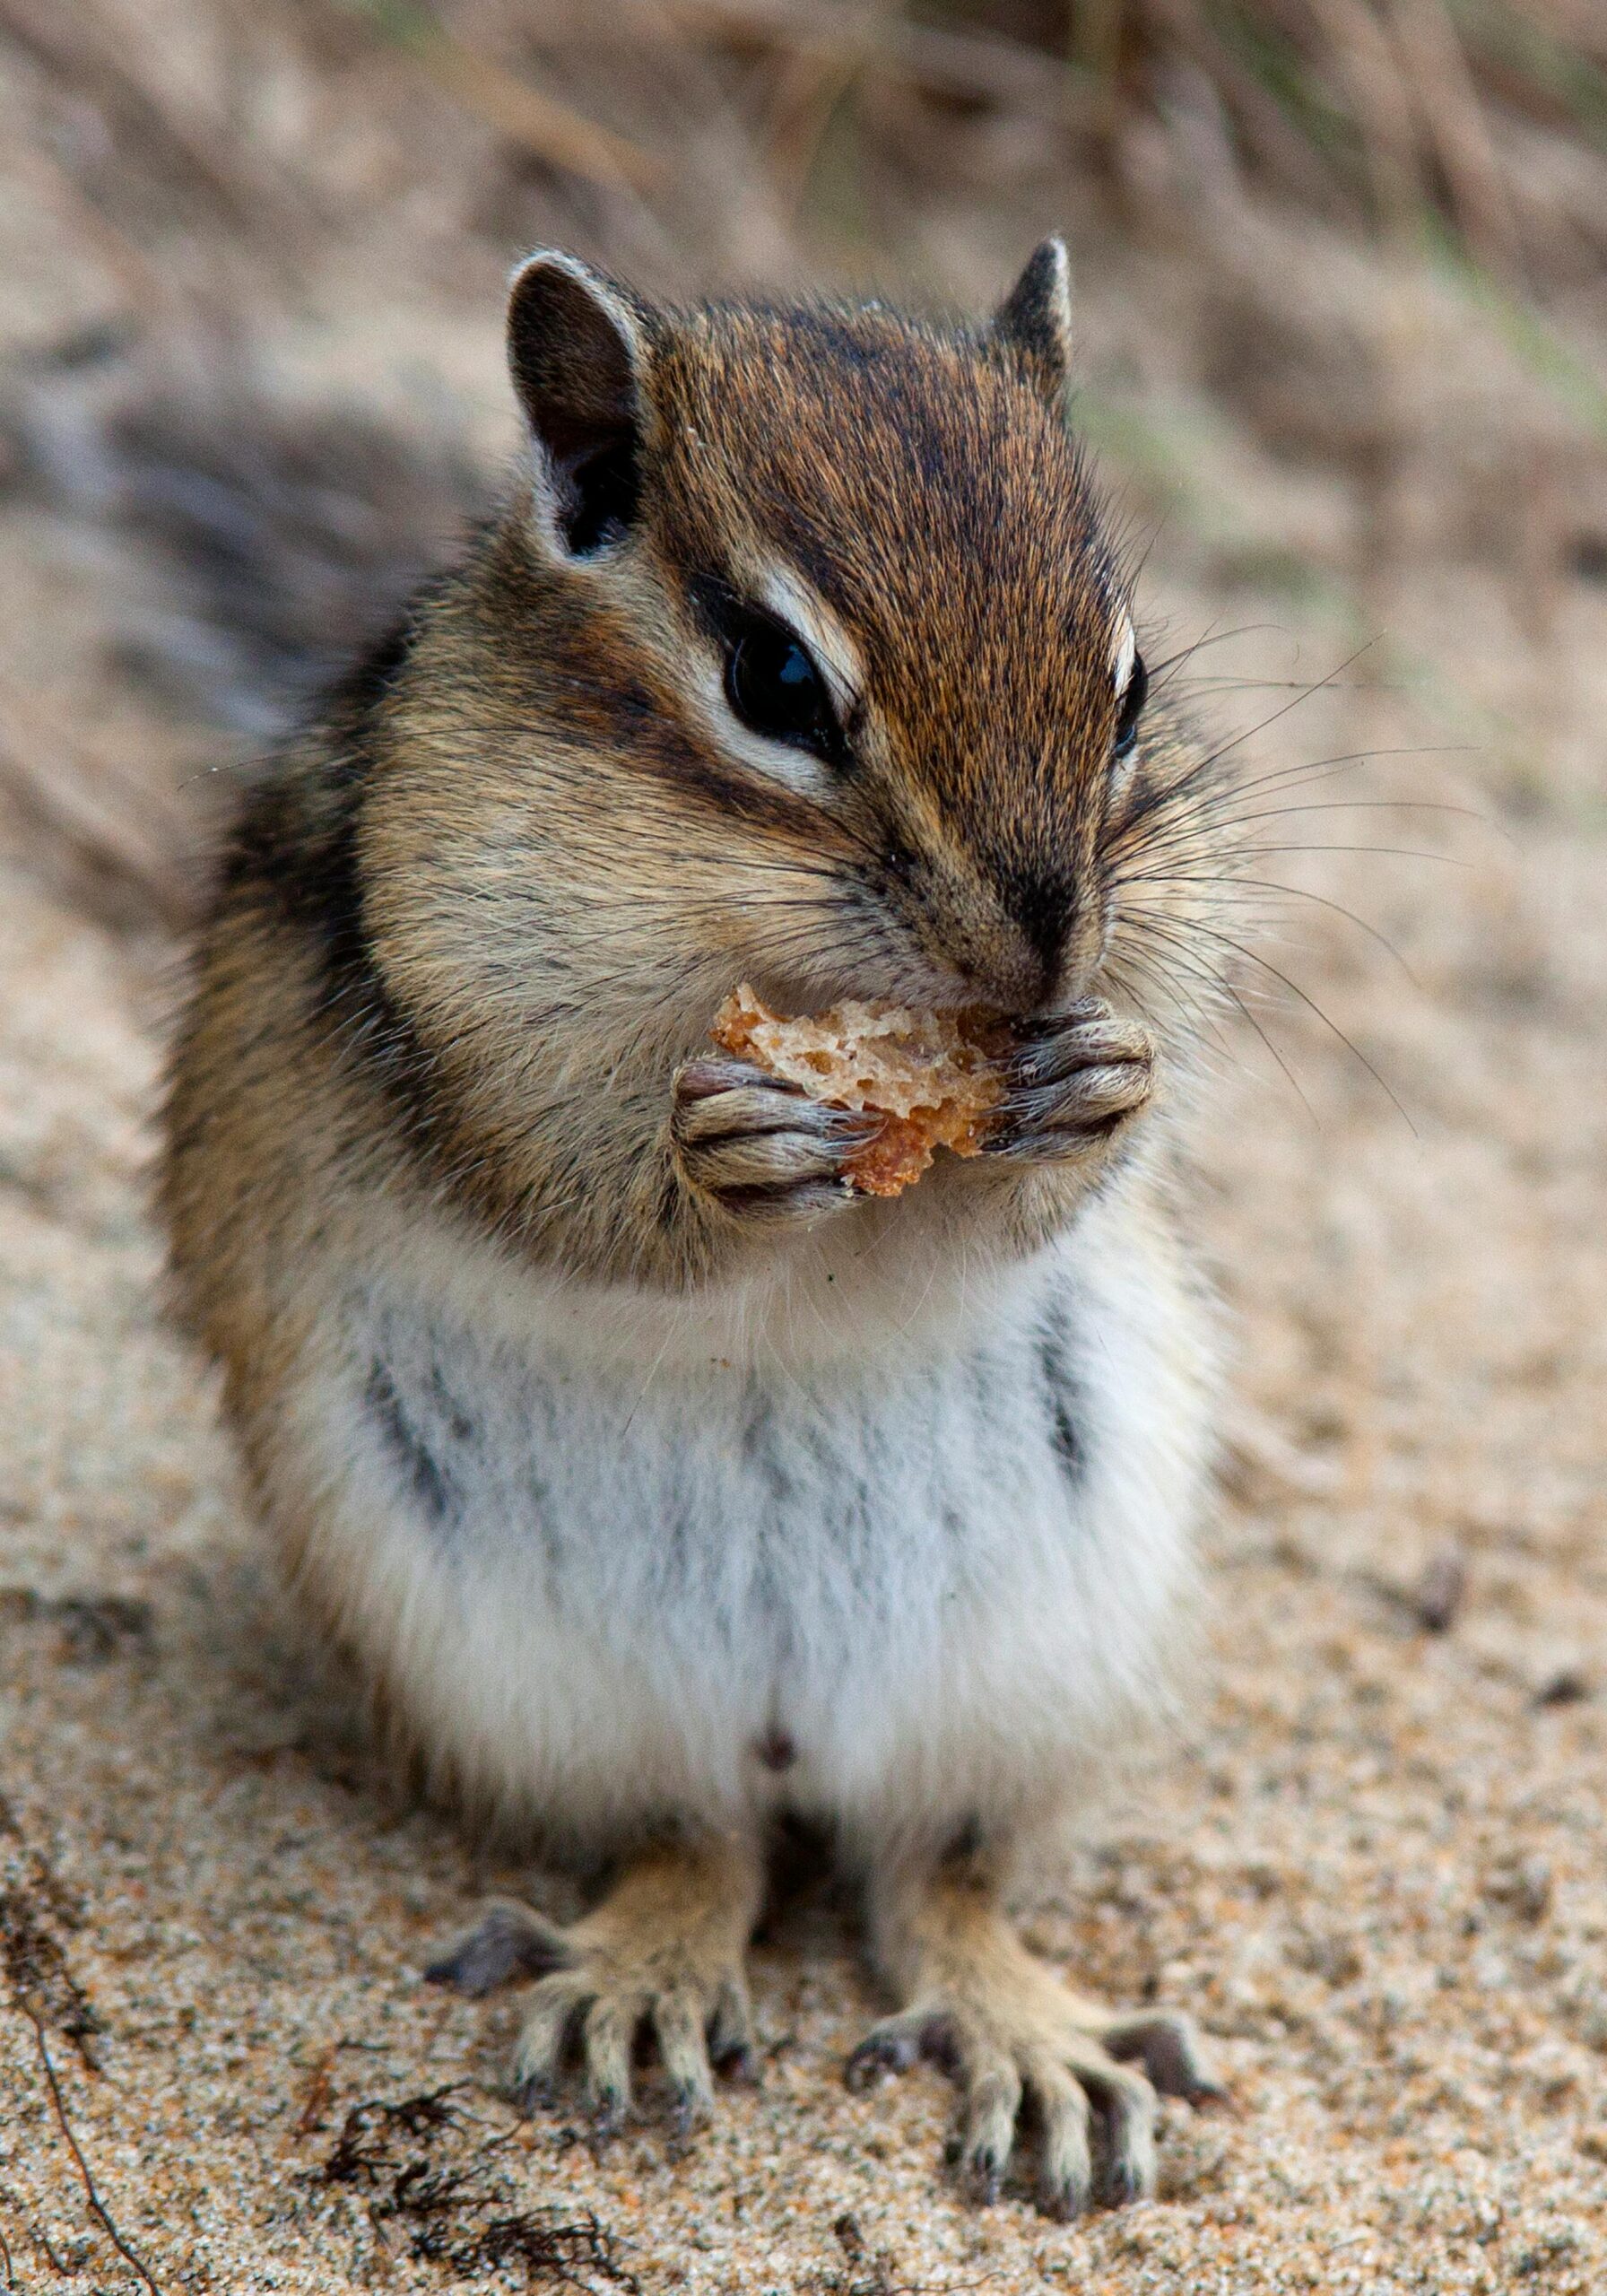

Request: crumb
left=710, top=984, right=1004, bottom=1196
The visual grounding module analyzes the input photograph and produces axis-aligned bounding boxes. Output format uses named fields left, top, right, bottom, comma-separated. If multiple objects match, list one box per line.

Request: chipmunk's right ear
left=990, top=237, right=1073, bottom=401
left=506, top=252, right=653, bottom=560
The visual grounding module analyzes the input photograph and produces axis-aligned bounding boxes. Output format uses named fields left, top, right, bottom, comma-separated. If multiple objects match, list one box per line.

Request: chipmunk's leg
left=847, top=1843, right=1220, bottom=2219
left=427, top=1833, right=763, bottom=2131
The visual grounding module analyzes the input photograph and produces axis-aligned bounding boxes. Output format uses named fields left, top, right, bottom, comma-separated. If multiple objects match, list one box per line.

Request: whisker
left=1114, top=910, right=1319, bottom=1123
left=1187, top=640, right=1382, bottom=781
left=1109, top=820, right=1471, bottom=886
left=1156, top=910, right=1416, bottom=1135
left=1105, top=777, right=1471, bottom=883
left=1167, top=674, right=1397, bottom=694
left=1185, top=744, right=1473, bottom=811
left=1202, top=799, right=1481, bottom=833
left=1125, top=873, right=1421, bottom=987
left=1107, top=736, right=1465, bottom=879
left=1146, top=623, right=1284, bottom=686
left=1102, top=957, right=1244, bottom=1090
left=1226, top=843, right=1470, bottom=866
left=1131, top=741, right=1451, bottom=847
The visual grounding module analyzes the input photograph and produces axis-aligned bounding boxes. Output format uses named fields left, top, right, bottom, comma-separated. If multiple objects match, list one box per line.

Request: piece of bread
left=710, top=984, right=1005, bottom=1196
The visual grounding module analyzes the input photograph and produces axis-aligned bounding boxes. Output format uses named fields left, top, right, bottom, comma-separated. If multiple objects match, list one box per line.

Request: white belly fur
left=275, top=1178, right=1215, bottom=1855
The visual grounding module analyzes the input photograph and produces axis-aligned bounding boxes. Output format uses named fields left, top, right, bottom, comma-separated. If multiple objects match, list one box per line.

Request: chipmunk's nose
left=993, top=863, right=1076, bottom=1006
left=908, top=845, right=1081, bottom=1013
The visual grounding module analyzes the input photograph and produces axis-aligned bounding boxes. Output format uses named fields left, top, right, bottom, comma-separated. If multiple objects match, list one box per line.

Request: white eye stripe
left=1112, top=616, right=1137, bottom=697
left=753, top=567, right=864, bottom=716
left=715, top=719, right=837, bottom=799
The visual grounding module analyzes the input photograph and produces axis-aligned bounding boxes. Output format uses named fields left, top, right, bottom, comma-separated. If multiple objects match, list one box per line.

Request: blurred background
left=0, top=0, right=1603, bottom=928
left=3, top=8, right=1607, bottom=2292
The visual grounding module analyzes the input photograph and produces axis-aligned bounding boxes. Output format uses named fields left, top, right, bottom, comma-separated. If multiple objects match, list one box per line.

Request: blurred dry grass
left=0, top=6, right=1603, bottom=935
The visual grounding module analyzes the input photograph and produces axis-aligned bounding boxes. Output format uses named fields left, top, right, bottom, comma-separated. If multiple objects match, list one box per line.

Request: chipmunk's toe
left=845, top=2005, right=946, bottom=2088
left=1104, top=2007, right=1227, bottom=2109
left=707, top=1974, right=760, bottom=2083
left=672, top=1057, right=871, bottom=1226
left=424, top=1897, right=570, bottom=1996
left=852, top=1998, right=1157, bottom=2217
left=987, top=1004, right=1156, bottom=1164
left=506, top=1956, right=754, bottom=2132
left=951, top=2052, right=1021, bottom=2205
left=1029, top=2054, right=1096, bottom=2221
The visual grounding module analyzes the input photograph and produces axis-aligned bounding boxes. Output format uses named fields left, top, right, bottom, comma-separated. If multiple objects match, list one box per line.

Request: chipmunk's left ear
left=991, top=237, right=1073, bottom=396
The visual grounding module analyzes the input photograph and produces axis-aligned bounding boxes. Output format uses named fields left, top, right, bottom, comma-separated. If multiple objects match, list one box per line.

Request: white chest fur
left=284, top=1182, right=1214, bottom=1853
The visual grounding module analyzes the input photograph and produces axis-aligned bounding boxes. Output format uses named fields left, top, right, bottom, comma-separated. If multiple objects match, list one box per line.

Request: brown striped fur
left=160, top=244, right=1235, bottom=2205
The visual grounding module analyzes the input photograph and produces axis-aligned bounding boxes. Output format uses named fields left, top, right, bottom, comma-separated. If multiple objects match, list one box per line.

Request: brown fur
left=161, top=244, right=1238, bottom=2208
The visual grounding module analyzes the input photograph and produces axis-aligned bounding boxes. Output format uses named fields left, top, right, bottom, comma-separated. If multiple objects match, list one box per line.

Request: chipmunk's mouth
left=719, top=857, right=1107, bottom=1033
left=733, top=944, right=977, bottom=1035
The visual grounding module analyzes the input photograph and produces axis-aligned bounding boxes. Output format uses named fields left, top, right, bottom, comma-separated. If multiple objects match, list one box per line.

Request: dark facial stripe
left=223, top=603, right=456, bottom=1152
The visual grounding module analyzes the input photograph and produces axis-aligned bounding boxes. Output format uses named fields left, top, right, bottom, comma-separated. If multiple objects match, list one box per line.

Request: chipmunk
left=161, top=239, right=1231, bottom=2218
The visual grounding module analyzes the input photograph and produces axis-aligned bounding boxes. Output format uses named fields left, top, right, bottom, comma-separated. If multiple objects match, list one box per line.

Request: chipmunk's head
left=388, top=246, right=1209, bottom=1045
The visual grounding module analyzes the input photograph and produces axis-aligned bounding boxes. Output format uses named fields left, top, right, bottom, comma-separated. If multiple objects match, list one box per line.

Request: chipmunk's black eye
left=724, top=614, right=839, bottom=759
left=1113, top=654, right=1148, bottom=762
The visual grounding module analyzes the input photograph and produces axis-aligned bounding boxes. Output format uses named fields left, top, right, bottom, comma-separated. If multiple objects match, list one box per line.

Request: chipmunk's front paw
left=987, top=1001, right=1155, bottom=1165
left=672, top=1056, right=872, bottom=1227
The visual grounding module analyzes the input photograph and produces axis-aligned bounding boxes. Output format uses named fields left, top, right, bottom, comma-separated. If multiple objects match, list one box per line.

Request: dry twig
left=674, top=0, right=1084, bottom=122
left=0, top=0, right=298, bottom=239
left=22, top=2007, right=164, bottom=2296
left=354, top=1, right=663, bottom=189
left=1388, top=0, right=1522, bottom=271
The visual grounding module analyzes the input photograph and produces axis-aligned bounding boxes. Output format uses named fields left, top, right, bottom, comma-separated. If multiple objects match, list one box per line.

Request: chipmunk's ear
left=506, top=251, right=652, bottom=559
left=991, top=237, right=1073, bottom=396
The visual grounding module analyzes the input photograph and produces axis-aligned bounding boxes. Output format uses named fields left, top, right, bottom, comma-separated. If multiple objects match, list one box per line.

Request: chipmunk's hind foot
left=849, top=1859, right=1222, bottom=2219
left=850, top=1982, right=1218, bottom=2217
left=428, top=1839, right=762, bottom=2135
